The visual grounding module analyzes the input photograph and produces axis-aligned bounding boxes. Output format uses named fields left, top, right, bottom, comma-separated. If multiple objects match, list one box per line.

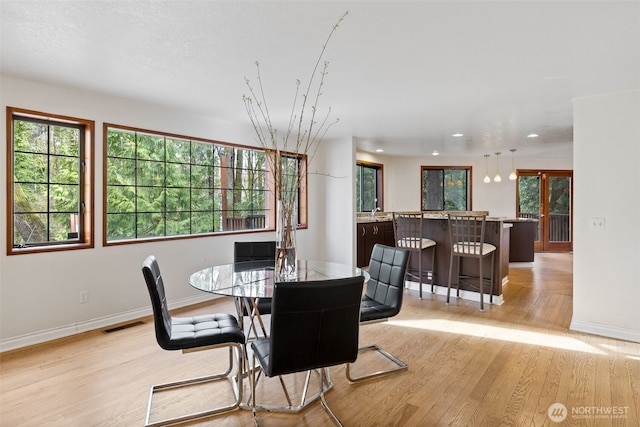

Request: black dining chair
left=346, top=243, right=410, bottom=383
left=141, top=255, right=245, bottom=427
left=234, top=240, right=277, bottom=263
left=250, top=275, right=365, bottom=426
left=234, top=241, right=276, bottom=338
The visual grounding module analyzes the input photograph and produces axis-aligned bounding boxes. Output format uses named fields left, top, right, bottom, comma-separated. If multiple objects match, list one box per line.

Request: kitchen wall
left=357, top=152, right=573, bottom=217
left=0, top=74, right=356, bottom=350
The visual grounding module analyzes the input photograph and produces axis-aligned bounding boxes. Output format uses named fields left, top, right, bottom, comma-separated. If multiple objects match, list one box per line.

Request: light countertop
left=356, top=212, right=537, bottom=224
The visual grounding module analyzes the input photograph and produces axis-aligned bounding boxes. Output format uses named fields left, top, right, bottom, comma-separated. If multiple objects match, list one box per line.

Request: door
left=516, top=170, right=573, bottom=252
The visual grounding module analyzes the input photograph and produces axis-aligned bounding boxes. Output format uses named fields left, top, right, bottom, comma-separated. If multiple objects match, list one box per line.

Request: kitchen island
left=504, top=218, right=538, bottom=262
left=357, top=212, right=511, bottom=304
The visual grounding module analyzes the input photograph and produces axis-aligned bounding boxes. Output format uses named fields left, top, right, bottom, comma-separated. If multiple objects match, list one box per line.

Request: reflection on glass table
left=189, top=260, right=369, bottom=339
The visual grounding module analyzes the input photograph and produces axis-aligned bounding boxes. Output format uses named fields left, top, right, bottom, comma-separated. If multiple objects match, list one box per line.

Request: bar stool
left=392, top=211, right=436, bottom=298
left=446, top=211, right=496, bottom=311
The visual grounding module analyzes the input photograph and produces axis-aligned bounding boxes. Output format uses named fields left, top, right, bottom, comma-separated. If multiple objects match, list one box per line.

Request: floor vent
left=103, top=321, right=145, bottom=334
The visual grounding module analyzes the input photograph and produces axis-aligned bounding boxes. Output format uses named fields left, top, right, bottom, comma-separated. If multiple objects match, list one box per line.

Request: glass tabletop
left=189, top=260, right=368, bottom=299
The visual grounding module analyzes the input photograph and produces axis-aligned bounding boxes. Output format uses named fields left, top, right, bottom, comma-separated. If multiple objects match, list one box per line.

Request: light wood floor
left=1, top=253, right=639, bottom=426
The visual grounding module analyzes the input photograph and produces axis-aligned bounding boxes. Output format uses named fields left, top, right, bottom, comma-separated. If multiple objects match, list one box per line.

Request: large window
left=356, top=161, right=383, bottom=212
left=7, top=107, right=94, bottom=254
left=104, top=125, right=306, bottom=243
left=421, top=166, right=471, bottom=211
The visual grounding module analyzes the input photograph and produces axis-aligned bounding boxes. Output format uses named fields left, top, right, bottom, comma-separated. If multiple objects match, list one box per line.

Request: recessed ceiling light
left=432, top=150, right=439, bottom=156
left=452, top=133, right=464, bottom=137
left=375, top=149, right=384, bottom=152
left=527, top=133, right=539, bottom=138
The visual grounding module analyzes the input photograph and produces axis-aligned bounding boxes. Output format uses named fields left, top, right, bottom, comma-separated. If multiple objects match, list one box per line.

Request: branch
left=243, top=11, right=348, bottom=201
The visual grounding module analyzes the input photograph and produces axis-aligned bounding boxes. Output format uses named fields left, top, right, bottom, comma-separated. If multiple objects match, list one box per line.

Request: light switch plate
left=589, top=217, right=606, bottom=231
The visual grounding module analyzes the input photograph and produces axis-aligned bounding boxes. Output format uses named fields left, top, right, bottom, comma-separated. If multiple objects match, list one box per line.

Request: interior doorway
left=516, top=170, right=573, bottom=252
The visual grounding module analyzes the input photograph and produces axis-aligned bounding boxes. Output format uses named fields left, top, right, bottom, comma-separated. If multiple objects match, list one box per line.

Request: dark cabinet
left=506, top=220, right=536, bottom=262
left=357, top=221, right=395, bottom=267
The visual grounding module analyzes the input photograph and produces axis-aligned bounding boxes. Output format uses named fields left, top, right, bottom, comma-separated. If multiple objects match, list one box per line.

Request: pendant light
left=483, top=154, right=491, bottom=183
left=494, top=152, right=502, bottom=182
left=509, top=148, right=517, bottom=180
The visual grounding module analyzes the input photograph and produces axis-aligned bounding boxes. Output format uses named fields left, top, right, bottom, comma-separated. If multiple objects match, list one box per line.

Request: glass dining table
left=189, top=259, right=369, bottom=339
left=189, top=259, right=368, bottom=410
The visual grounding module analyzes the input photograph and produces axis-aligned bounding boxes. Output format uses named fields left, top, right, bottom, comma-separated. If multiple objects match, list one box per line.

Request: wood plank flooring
left=1, top=253, right=639, bottom=426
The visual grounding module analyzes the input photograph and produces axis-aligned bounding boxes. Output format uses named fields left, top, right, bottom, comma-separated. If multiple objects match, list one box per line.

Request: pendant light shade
left=494, top=152, right=502, bottom=182
left=509, top=148, right=517, bottom=180
left=483, top=154, right=491, bottom=183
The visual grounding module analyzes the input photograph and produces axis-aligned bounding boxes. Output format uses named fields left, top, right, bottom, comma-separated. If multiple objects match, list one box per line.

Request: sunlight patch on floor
left=389, top=318, right=607, bottom=355
left=597, top=343, right=640, bottom=360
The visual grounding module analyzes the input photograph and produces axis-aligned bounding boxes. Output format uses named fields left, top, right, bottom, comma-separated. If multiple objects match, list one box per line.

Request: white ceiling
left=2, top=1, right=639, bottom=158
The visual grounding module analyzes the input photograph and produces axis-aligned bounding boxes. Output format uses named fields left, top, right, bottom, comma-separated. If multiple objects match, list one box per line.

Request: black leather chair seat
left=359, top=297, right=399, bottom=322
left=163, top=314, right=246, bottom=351
left=251, top=339, right=272, bottom=373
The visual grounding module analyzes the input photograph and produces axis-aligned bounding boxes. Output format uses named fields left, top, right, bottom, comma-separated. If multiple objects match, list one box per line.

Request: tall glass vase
left=275, top=199, right=297, bottom=279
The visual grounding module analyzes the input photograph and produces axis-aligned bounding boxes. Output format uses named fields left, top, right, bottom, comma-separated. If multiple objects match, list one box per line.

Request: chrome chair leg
left=346, top=343, right=408, bottom=383
left=250, top=355, right=334, bottom=414
left=319, top=368, right=344, bottom=426
left=145, top=344, right=243, bottom=427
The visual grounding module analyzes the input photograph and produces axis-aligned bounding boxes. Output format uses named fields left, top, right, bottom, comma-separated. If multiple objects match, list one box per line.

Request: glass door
left=517, top=170, right=573, bottom=252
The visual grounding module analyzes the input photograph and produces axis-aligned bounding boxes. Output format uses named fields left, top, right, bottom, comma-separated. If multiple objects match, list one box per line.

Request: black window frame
left=356, top=161, right=383, bottom=213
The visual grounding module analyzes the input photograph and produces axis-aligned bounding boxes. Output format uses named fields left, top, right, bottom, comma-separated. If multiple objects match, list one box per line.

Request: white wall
left=571, top=90, right=640, bottom=343
left=357, top=151, right=572, bottom=217
left=0, top=75, right=355, bottom=350
left=314, top=137, right=357, bottom=264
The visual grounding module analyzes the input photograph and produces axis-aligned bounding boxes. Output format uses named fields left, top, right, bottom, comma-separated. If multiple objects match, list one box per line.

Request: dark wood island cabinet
left=504, top=219, right=538, bottom=262
left=357, top=212, right=512, bottom=303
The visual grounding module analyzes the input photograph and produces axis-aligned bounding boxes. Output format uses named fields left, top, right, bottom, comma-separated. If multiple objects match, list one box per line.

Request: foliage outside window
left=356, top=161, right=383, bottom=212
left=105, top=125, right=306, bottom=244
left=7, top=107, right=94, bottom=254
left=421, top=166, right=471, bottom=211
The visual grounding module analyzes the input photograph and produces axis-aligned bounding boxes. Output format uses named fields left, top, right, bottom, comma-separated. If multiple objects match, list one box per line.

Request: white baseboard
left=570, top=319, right=640, bottom=343
left=404, top=280, right=505, bottom=306
left=0, top=294, right=219, bottom=353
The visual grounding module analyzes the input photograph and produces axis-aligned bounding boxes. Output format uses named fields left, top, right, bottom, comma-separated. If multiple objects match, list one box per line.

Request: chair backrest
left=141, top=255, right=173, bottom=350
left=265, top=276, right=365, bottom=377
left=392, top=212, right=424, bottom=249
left=447, top=212, right=489, bottom=254
left=234, top=241, right=276, bottom=263
left=365, top=244, right=410, bottom=316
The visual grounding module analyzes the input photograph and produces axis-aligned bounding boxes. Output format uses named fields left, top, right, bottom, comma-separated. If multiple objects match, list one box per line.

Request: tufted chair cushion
left=360, top=244, right=410, bottom=322
left=142, top=255, right=245, bottom=351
